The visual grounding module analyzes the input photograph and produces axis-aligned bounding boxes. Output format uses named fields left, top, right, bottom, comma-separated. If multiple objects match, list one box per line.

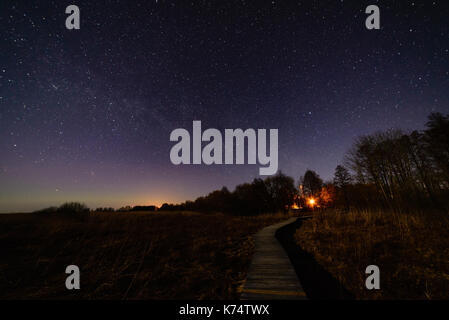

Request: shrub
left=56, top=202, right=90, bottom=220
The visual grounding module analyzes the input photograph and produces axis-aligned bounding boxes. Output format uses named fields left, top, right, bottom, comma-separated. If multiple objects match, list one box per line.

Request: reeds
left=295, top=208, right=449, bottom=299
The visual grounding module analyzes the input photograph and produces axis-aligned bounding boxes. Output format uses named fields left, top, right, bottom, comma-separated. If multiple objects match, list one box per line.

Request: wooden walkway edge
left=240, top=217, right=307, bottom=300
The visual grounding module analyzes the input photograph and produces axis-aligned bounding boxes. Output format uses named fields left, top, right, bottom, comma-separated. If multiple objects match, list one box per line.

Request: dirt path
left=240, top=217, right=307, bottom=300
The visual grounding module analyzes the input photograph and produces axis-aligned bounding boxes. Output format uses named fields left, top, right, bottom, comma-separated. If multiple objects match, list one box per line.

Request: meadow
left=295, top=209, right=449, bottom=299
left=0, top=211, right=289, bottom=299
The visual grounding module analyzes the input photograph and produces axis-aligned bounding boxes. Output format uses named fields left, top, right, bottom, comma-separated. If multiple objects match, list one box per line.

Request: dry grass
left=0, top=211, right=290, bottom=299
left=295, top=209, right=449, bottom=299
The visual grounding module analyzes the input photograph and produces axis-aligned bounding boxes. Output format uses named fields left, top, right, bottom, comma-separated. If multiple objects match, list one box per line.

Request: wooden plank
left=240, top=217, right=307, bottom=300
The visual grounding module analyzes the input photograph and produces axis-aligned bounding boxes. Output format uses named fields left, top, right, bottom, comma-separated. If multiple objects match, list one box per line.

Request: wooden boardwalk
left=240, top=217, right=307, bottom=300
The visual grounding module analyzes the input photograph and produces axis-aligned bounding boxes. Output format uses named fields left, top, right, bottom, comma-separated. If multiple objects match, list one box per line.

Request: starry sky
left=1, top=1, right=448, bottom=212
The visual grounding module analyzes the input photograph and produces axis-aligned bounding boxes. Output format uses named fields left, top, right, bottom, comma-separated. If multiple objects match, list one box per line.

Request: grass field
left=0, top=211, right=290, bottom=299
left=295, top=209, right=449, bottom=299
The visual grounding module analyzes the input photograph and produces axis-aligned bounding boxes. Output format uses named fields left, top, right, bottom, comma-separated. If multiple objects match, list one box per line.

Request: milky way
left=1, top=1, right=448, bottom=212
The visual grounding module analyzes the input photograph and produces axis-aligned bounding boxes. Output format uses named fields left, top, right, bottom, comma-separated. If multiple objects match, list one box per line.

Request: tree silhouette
left=424, top=112, right=449, bottom=185
left=334, top=165, right=351, bottom=188
left=300, top=170, right=323, bottom=197
left=333, top=165, right=351, bottom=209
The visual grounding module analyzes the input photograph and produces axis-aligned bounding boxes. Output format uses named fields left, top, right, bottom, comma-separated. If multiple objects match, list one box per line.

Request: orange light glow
left=308, top=198, right=316, bottom=206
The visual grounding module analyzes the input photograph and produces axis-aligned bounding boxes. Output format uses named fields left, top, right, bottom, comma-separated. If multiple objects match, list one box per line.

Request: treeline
left=160, top=172, right=297, bottom=215
left=36, top=113, right=448, bottom=216
left=162, top=112, right=449, bottom=214
left=95, top=205, right=157, bottom=212
left=340, top=112, right=449, bottom=211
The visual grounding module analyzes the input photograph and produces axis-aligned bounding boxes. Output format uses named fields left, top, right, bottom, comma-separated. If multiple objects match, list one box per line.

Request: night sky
left=1, top=1, right=448, bottom=212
